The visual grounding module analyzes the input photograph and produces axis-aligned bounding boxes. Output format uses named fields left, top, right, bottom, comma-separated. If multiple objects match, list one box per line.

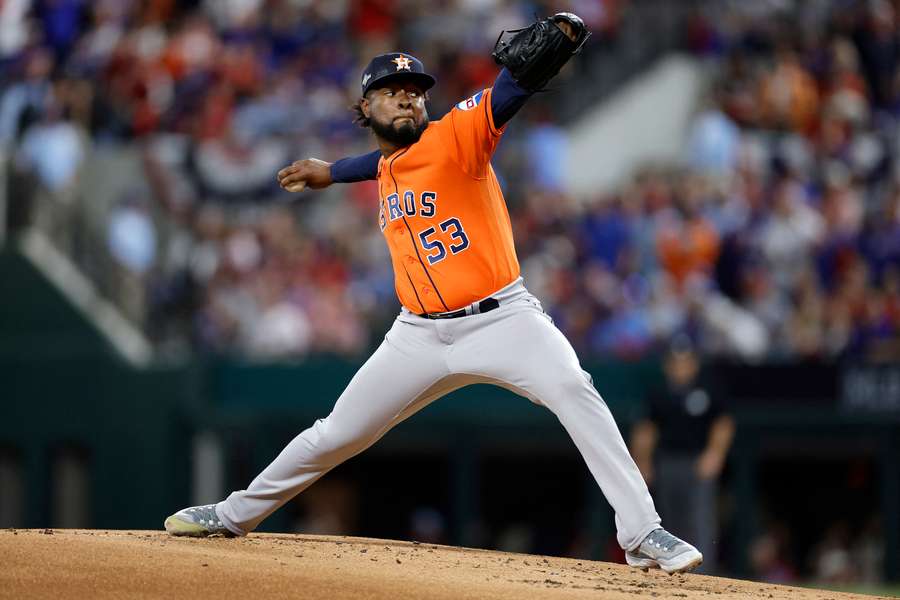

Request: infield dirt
left=0, top=529, right=889, bottom=599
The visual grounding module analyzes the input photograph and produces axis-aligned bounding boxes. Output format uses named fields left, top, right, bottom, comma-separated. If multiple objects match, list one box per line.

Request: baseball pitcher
left=165, top=13, right=703, bottom=574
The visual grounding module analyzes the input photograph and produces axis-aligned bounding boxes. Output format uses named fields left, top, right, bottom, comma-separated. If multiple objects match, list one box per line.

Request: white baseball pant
left=216, top=278, right=661, bottom=550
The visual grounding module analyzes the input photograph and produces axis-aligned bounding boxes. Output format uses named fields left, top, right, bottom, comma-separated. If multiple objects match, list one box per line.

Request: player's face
left=364, top=81, right=429, bottom=147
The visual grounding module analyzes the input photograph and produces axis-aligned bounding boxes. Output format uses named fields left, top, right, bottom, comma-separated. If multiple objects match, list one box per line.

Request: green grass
left=799, top=582, right=900, bottom=597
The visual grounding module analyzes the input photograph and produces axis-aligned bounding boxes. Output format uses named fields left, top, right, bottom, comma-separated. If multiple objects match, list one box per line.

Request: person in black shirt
left=630, top=336, right=735, bottom=574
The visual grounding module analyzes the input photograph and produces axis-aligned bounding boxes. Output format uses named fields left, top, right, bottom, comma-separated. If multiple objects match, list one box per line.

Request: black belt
left=421, top=297, right=500, bottom=319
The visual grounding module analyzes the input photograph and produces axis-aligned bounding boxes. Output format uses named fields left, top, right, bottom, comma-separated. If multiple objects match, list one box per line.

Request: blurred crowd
left=2, top=0, right=899, bottom=361
left=517, top=0, right=900, bottom=362
left=0, top=0, right=622, bottom=358
left=750, top=515, right=885, bottom=587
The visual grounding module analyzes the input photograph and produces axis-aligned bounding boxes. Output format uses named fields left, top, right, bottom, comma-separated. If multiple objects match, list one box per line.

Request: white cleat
left=626, top=528, right=703, bottom=574
left=164, top=504, right=236, bottom=537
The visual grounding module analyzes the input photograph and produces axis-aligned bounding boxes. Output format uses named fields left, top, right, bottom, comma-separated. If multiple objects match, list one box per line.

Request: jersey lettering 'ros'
left=376, top=87, right=519, bottom=314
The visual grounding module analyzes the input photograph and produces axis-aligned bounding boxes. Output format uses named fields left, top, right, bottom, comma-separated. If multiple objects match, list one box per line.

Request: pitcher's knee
left=534, top=367, right=599, bottom=407
left=308, top=417, right=372, bottom=465
left=564, top=371, right=596, bottom=400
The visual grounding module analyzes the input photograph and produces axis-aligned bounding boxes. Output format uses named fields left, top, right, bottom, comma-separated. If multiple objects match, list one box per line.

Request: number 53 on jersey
left=380, top=190, right=471, bottom=265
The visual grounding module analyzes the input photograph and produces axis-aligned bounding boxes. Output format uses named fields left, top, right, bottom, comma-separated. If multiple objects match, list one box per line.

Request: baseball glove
left=491, top=12, right=591, bottom=92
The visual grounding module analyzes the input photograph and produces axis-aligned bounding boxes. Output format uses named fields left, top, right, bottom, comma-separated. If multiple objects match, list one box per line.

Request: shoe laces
left=645, top=528, right=682, bottom=553
left=186, top=504, right=224, bottom=528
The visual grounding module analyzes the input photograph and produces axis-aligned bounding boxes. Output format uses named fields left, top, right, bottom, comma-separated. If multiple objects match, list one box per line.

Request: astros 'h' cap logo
left=392, top=55, right=412, bottom=71
left=361, top=52, right=436, bottom=95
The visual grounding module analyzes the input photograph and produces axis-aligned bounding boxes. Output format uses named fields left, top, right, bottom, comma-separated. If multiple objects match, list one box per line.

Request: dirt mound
left=0, top=529, right=884, bottom=599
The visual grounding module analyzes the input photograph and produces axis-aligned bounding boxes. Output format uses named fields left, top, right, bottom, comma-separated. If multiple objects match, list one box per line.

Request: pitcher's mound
left=0, top=529, right=882, bottom=599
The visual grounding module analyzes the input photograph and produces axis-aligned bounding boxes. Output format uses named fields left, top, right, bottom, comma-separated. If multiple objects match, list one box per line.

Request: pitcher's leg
left=218, top=322, right=450, bottom=535
left=451, top=305, right=660, bottom=551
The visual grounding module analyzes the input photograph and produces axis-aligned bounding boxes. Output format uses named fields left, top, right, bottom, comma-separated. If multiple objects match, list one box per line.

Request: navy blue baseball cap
left=360, top=52, right=436, bottom=97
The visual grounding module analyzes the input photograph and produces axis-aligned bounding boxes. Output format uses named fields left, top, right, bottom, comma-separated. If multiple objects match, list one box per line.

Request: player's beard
left=371, top=114, right=429, bottom=147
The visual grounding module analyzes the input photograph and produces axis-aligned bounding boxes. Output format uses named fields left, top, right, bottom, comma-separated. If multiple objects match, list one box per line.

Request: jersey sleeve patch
left=455, top=90, right=485, bottom=111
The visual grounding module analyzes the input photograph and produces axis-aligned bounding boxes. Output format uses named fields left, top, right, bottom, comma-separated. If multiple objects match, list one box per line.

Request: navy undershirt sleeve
left=490, top=68, right=533, bottom=129
left=330, top=149, right=381, bottom=183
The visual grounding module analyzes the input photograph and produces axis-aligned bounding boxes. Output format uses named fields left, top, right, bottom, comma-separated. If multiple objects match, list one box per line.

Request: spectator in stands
left=655, top=180, right=721, bottom=287
left=758, top=43, right=820, bottom=134
left=749, top=523, right=798, bottom=584
left=243, top=267, right=312, bottom=358
left=17, top=93, right=87, bottom=193
left=686, top=85, right=741, bottom=177
left=107, top=193, right=157, bottom=323
left=812, top=521, right=858, bottom=585
left=14, top=89, right=87, bottom=255
left=756, top=175, right=824, bottom=291
left=853, top=0, right=899, bottom=109
left=0, top=47, right=55, bottom=147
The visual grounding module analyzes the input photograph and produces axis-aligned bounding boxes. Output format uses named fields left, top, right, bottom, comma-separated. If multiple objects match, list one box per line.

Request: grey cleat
left=164, top=504, right=236, bottom=537
left=626, top=528, right=703, bottom=574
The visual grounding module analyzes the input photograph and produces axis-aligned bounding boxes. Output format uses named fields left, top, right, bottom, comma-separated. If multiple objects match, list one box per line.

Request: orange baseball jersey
left=376, top=87, right=520, bottom=314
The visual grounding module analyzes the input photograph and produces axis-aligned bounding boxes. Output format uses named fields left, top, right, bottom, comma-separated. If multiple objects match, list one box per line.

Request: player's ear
left=360, top=97, right=371, bottom=119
